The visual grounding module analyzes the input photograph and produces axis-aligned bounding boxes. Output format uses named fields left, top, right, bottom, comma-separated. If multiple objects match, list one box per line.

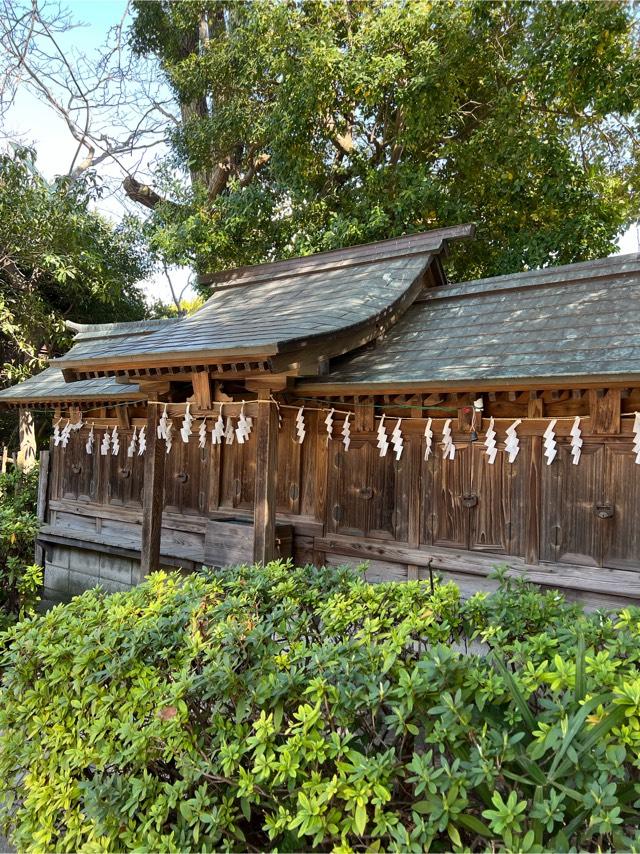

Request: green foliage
left=0, top=466, right=42, bottom=633
left=130, top=0, right=639, bottom=285
left=0, top=147, right=149, bottom=387
left=1, top=562, right=640, bottom=851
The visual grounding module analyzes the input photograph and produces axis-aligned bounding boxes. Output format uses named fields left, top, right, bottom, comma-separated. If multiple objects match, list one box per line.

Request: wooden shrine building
left=2, top=224, right=640, bottom=609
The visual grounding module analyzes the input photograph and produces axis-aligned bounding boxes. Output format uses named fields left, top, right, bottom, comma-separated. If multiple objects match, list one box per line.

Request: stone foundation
left=43, top=544, right=140, bottom=603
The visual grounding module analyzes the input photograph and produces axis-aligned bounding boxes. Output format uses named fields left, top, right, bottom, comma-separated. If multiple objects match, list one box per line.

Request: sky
left=3, top=0, right=194, bottom=305
left=3, top=0, right=639, bottom=308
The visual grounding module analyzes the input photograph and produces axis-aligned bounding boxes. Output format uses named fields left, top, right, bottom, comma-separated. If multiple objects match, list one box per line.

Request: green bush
left=0, top=562, right=639, bottom=852
left=0, top=465, right=42, bottom=633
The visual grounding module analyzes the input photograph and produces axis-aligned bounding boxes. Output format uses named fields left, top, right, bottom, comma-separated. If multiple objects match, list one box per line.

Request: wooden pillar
left=34, top=449, right=50, bottom=566
left=138, top=403, right=166, bottom=582
left=253, top=394, right=279, bottom=565
left=525, top=435, right=541, bottom=565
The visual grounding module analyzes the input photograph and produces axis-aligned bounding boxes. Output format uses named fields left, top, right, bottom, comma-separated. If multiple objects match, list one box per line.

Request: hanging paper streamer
left=180, top=403, right=194, bottom=443
left=85, top=424, right=95, bottom=455
left=295, top=407, right=306, bottom=444
left=570, top=416, right=583, bottom=465
left=484, top=417, right=497, bottom=464
left=127, top=426, right=138, bottom=458
left=53, top=419, right=62, bottom=447
left=224, top=416, right=235, bottom=445
left=424, top=417, right=433, bottom=461
left=634, top=412, right=640, bottom=465
left=164, top=420, right=173, bottom=454
left=342, top=413, right=351, bottom=451
left=236, top=405, right=252, bottom=444
left=100, top=428, right=111, bottom=456
left=505, top=418, right=522, bottom=464
left=137, top=426, right=146, bottom=456
left=198, top=420, right=207, bottom=449
left=111, top=425, right=120, bottom=456
left=60, top=420, right=72, bottom=448
left=543, top=418, right=558, bottom=465
left=442, top=419, right=455, bottom=460
left=157, top=405, right=170, bottom=440
left=212, top=410, right=225, bottom=445
left=70, top=415, right=83, bottom=433
left=391, top=418, right=404, bottom=460
left=377, top=414, right=389, bottom=458
left=325, top=408, right=334, bottom=444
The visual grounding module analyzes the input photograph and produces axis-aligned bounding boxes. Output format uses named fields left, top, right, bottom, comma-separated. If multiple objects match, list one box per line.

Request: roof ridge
left=197, top=224, right=474, bottom=290
left=424, top=253, right=640, bottom=303
left=66, top=317, right=177, bottom=341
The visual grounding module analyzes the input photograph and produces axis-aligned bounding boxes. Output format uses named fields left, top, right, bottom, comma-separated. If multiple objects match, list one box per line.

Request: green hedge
left=1, top=563, right=639, bottom=851
left=0, top=465, right=41, bottom=633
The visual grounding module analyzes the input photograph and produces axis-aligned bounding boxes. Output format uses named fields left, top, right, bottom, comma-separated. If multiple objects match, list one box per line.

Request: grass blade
left=492, top=654, right=536, bottom=732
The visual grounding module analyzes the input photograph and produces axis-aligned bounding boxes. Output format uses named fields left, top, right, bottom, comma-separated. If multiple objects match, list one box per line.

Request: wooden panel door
left=327, top=437, right=401, bottom=540
left=276, top=410, right=302, bottom=515
left=541, top=441, right=604, bottom=566
left=469, top=444, right=509, bottom=553
left=219, top=437, right=257, bottom=511
left=468, top=439, right=530, bottom=556
left=603, top=443, right=640, bottom=571
left=428, top=445, right=470, bottom=549
left=60, top=432, right=101, bottom=502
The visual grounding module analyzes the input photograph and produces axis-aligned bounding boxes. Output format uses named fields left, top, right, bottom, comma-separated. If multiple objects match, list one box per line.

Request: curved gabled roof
left=53, top=224, right=473, bottom=378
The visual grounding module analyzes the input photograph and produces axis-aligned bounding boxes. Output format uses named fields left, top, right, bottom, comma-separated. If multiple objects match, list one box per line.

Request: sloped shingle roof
left=300, top=254, right=640, bottom=390
left=53, top=225, right=473, bottom=376
left=0, top=367, right=145, bottom=406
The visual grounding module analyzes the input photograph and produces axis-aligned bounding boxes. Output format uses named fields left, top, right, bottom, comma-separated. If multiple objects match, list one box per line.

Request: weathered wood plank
left=589, top=389, right=621, bottom=434
left=253, top=397, right=279, bottom=563
left=525, top=436, right=541, bottom=564
left=34, top=449, right=50, bottom=565
left=191, top=371, right=212, bottom=409
left=139, top=403, right=166, bottom=581
left=314, top=534, right=640, bottom=599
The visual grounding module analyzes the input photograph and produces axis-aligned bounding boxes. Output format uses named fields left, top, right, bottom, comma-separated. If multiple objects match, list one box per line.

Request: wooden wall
left=43, top=399, right=640, bottom=604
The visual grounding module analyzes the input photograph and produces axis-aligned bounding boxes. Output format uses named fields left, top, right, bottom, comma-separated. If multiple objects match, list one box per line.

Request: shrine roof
left=299, top=253, right=640, bottom=392
left=52, top=225, right=473, bottom=379
left=0, top=367, right=146, bottom=407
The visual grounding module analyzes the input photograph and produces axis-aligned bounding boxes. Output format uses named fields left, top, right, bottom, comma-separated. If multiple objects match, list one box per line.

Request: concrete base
left=44, top=544, right=140, bottom=601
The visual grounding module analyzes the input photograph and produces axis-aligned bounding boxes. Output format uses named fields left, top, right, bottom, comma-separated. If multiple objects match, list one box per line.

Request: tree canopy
left=0, top=148, right=148, bottom=386
left=130, top=0, right=640, bottom=288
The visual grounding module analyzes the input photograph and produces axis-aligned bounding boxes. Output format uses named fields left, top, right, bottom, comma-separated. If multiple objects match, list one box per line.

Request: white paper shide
left=505, top=419, right=521, bottom=463
left=570, top=416, right=583, bottom=465
left=376, top=414, right=389, bottom=458
left=543, top=418, right=558, bottom=465
left=441, top=419, right=455, bottom=460
left=424, top=418, right=433, bottom=460
left=484, top=417, right=497, bottom=464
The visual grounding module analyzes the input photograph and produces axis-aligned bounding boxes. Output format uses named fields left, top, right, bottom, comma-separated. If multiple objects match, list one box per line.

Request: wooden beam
left=589, top=388, right=621, bottom=434
left=527, top=391, right=544, bottom=419
left=138, top=403, right=166, bottom=581
left=116, top=405, right=130, bottom=429
left=253, top=395, right=279, bottom=564
left=353, top=396, right=375, bottom=431
left=191, top=371, right=212, bottom=409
